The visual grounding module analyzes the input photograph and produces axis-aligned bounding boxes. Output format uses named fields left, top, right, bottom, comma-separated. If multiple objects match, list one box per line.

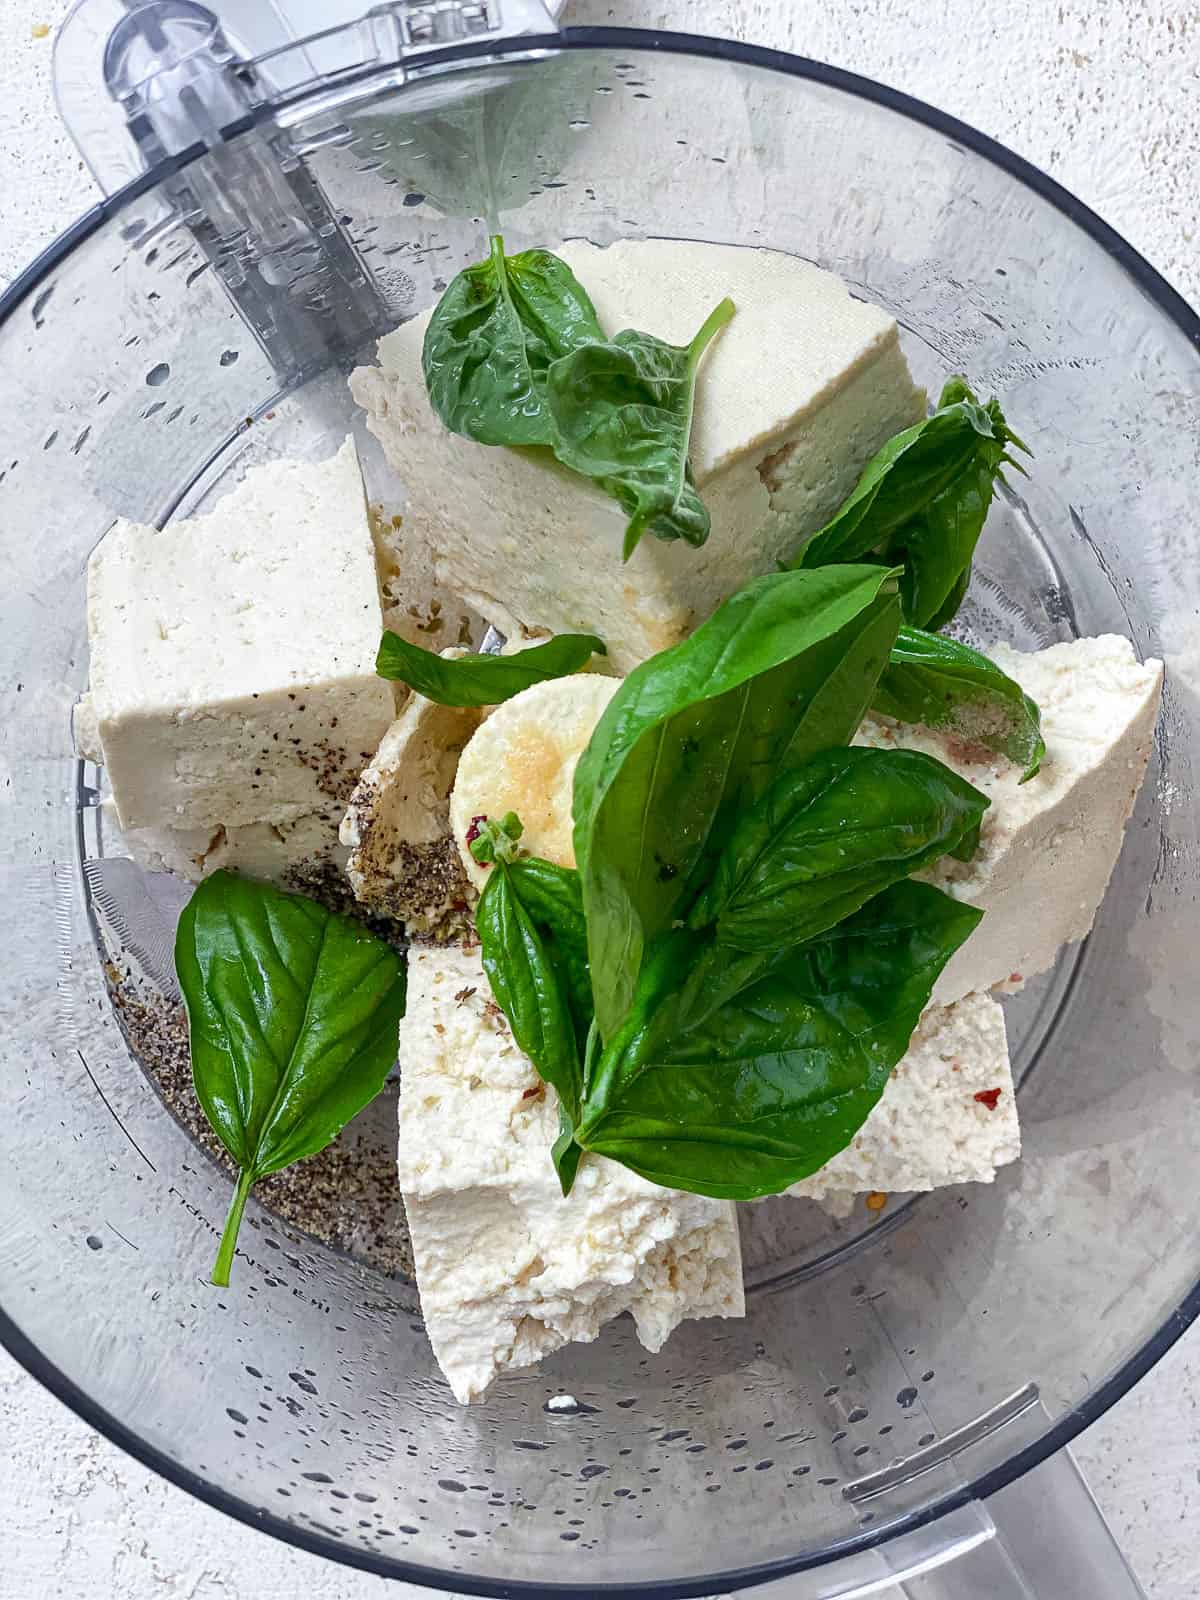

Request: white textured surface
left=2, top=2, right=1199, bottom=1598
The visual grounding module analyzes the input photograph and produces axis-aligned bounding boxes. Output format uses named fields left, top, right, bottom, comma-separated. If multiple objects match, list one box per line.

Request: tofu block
left=352, top=239, right=925, bottom=672
left=785, top=992, right=1018, bottom=1203
left=397, top=943, right=745, bottom=1403
left=341, top=650, right=485, bottom=937
left=855, top=635, right=1163, bottom=1005
left=106, top=800, right=347, bottom=890
left=449, top=673, right=620, bottom=892
left=87, top=440, right=396, bottom=832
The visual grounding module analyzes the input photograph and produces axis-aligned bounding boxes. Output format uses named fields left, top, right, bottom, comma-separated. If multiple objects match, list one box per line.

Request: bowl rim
left=2, top=24, right=1198, bottom=1597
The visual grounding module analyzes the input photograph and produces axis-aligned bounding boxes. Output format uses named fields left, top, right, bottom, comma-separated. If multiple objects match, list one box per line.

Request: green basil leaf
left=891, top=395, right=1018, bottom=628
left=552, top=1111, right=584, bottom=1193
left=689, top=746, right=989, bottom=949
left=873, top=625, right=1046, bottom=781
left=923, top=564, right=971, bottom=633
left=175, top=871, right=406, bottom=1286
left=376, top=629, right=606, bottom=707
left=476, top=863, right=584, bottom=1126
left=474, top=854, right=592, bottom=1193
left=505, top=857, right=593, bottom=1061
left=572, top=565, right=902, bottom=1041
left=422, top=235, right=604, bottom=447
left=576, top=881, right=982, bottom=1199
left=795, top=377, right=1028, bottom=629
left=796, top=399, right=994, bottom=569
left=545, top=298, right=735, bottom=560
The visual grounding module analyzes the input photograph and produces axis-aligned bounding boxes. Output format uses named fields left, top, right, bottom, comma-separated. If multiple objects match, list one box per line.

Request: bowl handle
left=729, top=1447, right=1144, bottom=1599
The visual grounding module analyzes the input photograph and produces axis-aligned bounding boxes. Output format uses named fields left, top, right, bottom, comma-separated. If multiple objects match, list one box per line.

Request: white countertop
left=2, top=3, right=1198, bottom=1597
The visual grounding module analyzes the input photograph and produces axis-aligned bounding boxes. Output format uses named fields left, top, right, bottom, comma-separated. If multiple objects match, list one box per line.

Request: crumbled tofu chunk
left=108, top=801, right=346, bottom=888
left=87, top=440, right=396, bottom=832
left=449, top=673, right=619, bottom=891
left=855, top=635, right=1163, bottom=1004
left=785, top=992, right=1018, bottom=1203
left=352, top=240, right=924, bottom=671
left=341, top=650, right=484, bottom=936
left=102, top=798, right=219, bottom=881
left=397, top=943, right=745, bottom=1403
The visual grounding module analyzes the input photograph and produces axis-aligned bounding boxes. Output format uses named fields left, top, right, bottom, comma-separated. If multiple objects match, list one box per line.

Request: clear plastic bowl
left=1, top=26, right=1197, bottom=1597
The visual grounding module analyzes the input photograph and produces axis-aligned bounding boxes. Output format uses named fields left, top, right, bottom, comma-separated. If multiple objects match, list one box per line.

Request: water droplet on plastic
left=544, top=1394, right=599, bottom=1417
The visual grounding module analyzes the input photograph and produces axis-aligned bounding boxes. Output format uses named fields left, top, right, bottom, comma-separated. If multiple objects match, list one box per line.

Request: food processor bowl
left=1, top=11, right=1198, bottom=1596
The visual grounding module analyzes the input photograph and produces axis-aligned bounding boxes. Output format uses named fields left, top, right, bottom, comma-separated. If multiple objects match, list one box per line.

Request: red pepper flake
left=521, top=1084, right=544, bottom=1101
left=974, top=1087, right=1003, bottom=1110
left=464, top=814, right=488, bottom=848
left=1008, top=972, right=1023, bottom=985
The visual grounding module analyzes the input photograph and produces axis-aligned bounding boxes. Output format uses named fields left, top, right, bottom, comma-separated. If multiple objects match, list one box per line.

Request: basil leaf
left=552, top=1111, right=584, bottom=1192
left=505, top=857, right=593, bottom=1061
left=422, top=238, right=734, bottom=563
left=475, top=854, right=591, bottom=1191
left=175, top=871, right=406, bottom=1286
left=576, top=881, right=982, bottom=1199
left=422, top=235, right=604, bottom=447
left=689, top=746, right=989, bottom=950
left=795, top=377, right=1028, bottom=629
left=796, top=400, right=994, bottom=568
left=476, top=865, right=583, bottom=1121
left=892, top=394, right=1021, bottom=628
left=572, top=565, right=902, bottom=1040
left=545, top=298, right=735, bottom=559
left=923, top=565, right=971, bottom=634
left=873, top=625, right=1046, bottom=781
left=376, top=629, right=605, bottom=707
